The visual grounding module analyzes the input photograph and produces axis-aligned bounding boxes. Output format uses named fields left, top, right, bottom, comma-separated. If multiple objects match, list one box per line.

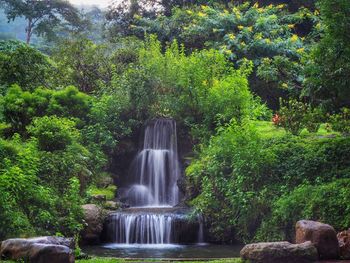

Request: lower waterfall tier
left=102, top=207, right=203, bottom=244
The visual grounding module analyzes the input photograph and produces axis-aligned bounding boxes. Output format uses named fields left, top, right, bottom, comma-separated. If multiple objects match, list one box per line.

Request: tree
left=53, top=38, right=114, bottom=93
left=305, top=0, right=350, bottom=110
left=1, top=0, right=81, bottom=44
left=0, top=41, right=55, bottom=91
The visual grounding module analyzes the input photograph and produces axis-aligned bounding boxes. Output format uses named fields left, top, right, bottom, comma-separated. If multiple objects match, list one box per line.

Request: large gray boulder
left=338, top=229, right=350, bottom=259
left=296, top=220, right=339, bottom=260
left=240, top=241, right=318, bottom=263
left=0, top=237, right=74, bottom=263
left=81, top=204, right=105, bottom=244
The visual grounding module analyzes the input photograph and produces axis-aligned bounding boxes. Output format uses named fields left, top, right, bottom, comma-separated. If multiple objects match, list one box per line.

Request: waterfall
left=104, top=119, right=203, bottom=245
left=125, top=119, right=180, bottom=207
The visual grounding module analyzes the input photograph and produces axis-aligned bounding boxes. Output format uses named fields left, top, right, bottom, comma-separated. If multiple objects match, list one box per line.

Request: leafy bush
left=2, top=85, right=91, bottom=136
left=305, top=0, right=350, bottom=110
left=257, top=179, right=350, bottom=241
left=187, top=120, right=350, bottom=243
left=0, top=137, right=56, bottom=239
left=132, top=3, right=315, bottom=106
left=330, top=108, right=350, bottom=134
left=187, top=120, right=275, bottom=242
left=127, top=36, right=260, bottom=139
left=0, top=41, right=55, bottom=91
left=277, top=99, right=308, bottom=135
left=303, top=106, right=323, bottom=133
left=28, top=116, right=79, bottom=152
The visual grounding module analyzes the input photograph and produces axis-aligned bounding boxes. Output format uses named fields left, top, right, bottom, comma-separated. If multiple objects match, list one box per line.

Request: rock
left=338, top=229, right=350, bottom=259
left=104, top=201, right=119, bottom=210
left=296, top=220, right=339, bottom=260
left=240, top=241, right=318, bottom=263
left=81, top=204, right=105, bottom=245
left=0, top=237, right=74, bottom=263
left=28, top=244, right=74, bottom=263
left=91, top=194, right=106, bottom=202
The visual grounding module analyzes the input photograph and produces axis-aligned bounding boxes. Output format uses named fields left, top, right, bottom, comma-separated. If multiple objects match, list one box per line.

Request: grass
left=253, top=121, right=339, bottom=139
left=87, top=185, right=117, bottom=201
left=253, top=120, right=286, bottom=139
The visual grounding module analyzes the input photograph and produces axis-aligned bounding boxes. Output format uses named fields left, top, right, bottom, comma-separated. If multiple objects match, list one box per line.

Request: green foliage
left=304, top=0, right=350, bottom=109
left=87, top=185, right=117, bottom=201
left=303, top=106, right=323, bottom=133
left=57, top=177, right=84, bottom=236
left=47, top=86, right=92, bottom=123
left=0, top=42, right=54, bottom=91
left=2, top=85, right=91, bottom=136
left=277, top=99, right=324, bottom=135
left=187, top=121, right=275, bottom=242
left=257, top=179, right=350, bottom=241
left=0, top=137, right=55, bottom=239
left=329, top=108, right=350, bottom=134
left=0, top=133, right=86, bottom=240
left=124, top=36, right=260, bottom=139
left=53, top=39, right=114, bottom=93
left=131, top=3, right=316, bottom=106
left=28, top=116, right=79, bottom=152
left=83, top=93, right=133, bottom=156
left=278, top=99, right=308, bottom=135
left=187, top=120, right=350, bottom=243
left=0, top=0, right=349, bottom=247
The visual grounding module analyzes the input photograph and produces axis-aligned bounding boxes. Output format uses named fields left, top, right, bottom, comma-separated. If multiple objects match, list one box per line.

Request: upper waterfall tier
left=122, top=118, right=181, bottom=207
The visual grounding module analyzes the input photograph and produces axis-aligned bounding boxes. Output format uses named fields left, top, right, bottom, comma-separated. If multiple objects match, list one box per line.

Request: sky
left=69, top=0, right=112, bottom=8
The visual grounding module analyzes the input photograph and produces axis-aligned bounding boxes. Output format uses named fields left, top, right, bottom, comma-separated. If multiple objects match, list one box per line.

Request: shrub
left=0, top=41, right=55, bottom=91
left=187, top=120, right=275, bottom=242
left=278, top=99, right=308, bottom=135
left=0, top=137, right=56, bottom=239
left=303, top=106, right=324, bottom=133
left=257, top=179, right=350, bottom=241
left=187, top=121, right=350, bottom=243
left=330, top=108, right=350, bottom=134
left=28, top=116, right=79, bottom=152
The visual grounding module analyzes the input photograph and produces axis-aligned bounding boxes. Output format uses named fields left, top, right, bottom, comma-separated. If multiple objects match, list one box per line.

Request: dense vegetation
left=0, top=0, right=349, bottom=246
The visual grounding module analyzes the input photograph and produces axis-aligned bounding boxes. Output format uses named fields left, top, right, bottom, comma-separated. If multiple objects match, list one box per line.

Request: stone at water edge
left=81, top=204, right=106, bottom=245
left=91, top=194, right=107, bottom=202
left=240, top=241, right=318, bottom=263
left=104, top=200, right=119, bottom=210
left=296, top=220, right=339, bottom=260
left=338, top=229, right=350, bottom=259
left=0, top=237, right=74, bottom=263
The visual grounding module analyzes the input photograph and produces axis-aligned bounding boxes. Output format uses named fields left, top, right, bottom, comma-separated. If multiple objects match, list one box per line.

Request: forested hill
left=0, top=0, right=350, bottom=246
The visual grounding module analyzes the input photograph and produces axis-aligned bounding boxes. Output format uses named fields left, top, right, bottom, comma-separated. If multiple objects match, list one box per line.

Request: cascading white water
left=104, top=119, right=203, bottom=245
left=126, top=119, right=180, bottom=207
left=107, top=210, right=178, bottom=244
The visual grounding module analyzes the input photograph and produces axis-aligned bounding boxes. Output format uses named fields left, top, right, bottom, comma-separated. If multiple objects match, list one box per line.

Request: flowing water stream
left=103, top=119, right=203, bottom=246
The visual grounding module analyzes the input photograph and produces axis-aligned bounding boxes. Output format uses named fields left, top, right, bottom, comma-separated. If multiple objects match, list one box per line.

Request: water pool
left=82, top=243, right=243, bottom=259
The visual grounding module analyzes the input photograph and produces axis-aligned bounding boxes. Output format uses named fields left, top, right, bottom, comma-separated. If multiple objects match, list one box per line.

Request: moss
left=87, top=185, right=117, bottom=201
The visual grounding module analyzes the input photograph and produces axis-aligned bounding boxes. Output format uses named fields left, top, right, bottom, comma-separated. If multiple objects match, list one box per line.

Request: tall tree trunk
left=26, top=18, right=32, bottom=44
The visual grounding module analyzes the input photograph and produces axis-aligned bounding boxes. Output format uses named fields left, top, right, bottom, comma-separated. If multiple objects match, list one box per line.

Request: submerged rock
left=296, top=220, right=339, bottom=260
left=81, top=204, right=105, bottom=245
left=338, top=229, right=350, bottom=259
left=240, top=241, right=318, bottom=263
left=0, top=237, right=74, bottom=263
